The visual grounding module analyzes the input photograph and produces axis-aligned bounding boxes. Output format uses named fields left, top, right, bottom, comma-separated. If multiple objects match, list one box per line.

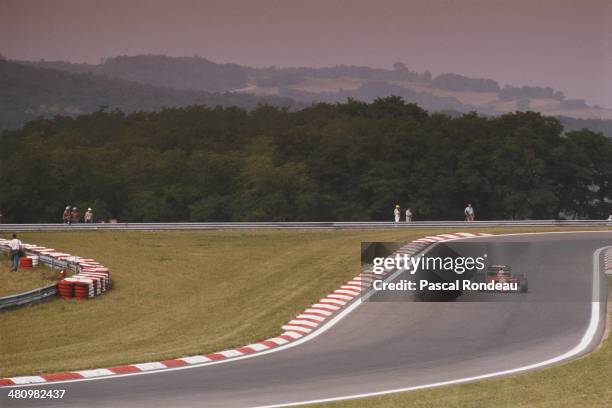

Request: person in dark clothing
left=71, top=207, right=80, bottom=224
left=62, top=206, right=71, bottom=224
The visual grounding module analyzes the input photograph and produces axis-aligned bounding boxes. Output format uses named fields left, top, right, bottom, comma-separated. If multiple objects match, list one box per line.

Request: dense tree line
left=1, top=97, right=611, bottom=223
left=498, top=85, right=565, bottom=101
left=279, top=82, right=478, bottom=113
left=431, top=73, right=500, bottom=93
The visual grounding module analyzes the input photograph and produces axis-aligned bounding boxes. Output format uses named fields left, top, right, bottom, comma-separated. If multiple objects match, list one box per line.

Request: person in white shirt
left=405, top=208, right=413, bottom=222
left=8, top=233, right=22, bottom=272
left=84, top=208, right=93, bottom=223
left=464, top=204, right=475, bottom=222
left=394, top=205, right=401, bottom=223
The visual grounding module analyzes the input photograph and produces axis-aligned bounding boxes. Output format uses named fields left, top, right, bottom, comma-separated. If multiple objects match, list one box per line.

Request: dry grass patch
left=0, top=253, right=59, bottom=297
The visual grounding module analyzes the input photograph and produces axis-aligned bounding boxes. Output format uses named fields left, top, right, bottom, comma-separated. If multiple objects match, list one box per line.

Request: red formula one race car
left=483, top=265, right=528, bottom=293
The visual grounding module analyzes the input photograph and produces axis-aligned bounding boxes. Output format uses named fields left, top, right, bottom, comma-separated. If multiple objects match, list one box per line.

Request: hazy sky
left=2, top=0, right=611, bottom=107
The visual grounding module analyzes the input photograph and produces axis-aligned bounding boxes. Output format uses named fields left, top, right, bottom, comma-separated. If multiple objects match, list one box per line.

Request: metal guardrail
left=0, top=220, right=611, bottom=231
left=0, top=221, right=609, bottom=310
left=0, top=284, right=58, bottom=311
left=0, top=246, right=71, bottom=311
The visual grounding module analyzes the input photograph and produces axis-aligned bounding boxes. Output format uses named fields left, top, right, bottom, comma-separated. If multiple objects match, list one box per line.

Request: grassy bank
left=0, top=227, right=609, bottom=378
left=0, top=253, right=59, bottom=297
left=315, top=278, right=612, bottom=408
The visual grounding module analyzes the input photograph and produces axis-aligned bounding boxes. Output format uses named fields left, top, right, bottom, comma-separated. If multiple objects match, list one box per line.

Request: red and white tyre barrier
left=0, top=240, right=112, bottom=300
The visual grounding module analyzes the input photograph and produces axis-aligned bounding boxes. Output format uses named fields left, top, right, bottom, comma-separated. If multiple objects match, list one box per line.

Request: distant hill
left=31, top=55, right=251, bottom=92
left=28, top=54, right=612, bottom=122
left=5, top=55, right=612, bottom=136
left=0, top=59, right=299, bottom=130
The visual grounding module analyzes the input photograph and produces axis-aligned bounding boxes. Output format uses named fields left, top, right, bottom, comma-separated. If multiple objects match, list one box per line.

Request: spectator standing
left=71, top=207, right=80, bottom=224
left=8, top=233, right=22, bottom=272
left=405, top=208, right=413, bottom=222
left=62, top=206, right=71, bottom=224
left=84, top=208, right=93, bottom=223
left=464, top=204, right=475, bottom=222
left=394, top=205, right=401, bottom=223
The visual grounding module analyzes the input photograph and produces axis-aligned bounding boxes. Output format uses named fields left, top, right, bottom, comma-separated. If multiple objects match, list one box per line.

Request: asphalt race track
left=2, top=231, right=610, bottom=408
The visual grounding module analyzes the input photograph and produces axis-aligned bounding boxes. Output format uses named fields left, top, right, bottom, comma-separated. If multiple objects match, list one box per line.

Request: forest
left=1, top=97, right=611, bottom=223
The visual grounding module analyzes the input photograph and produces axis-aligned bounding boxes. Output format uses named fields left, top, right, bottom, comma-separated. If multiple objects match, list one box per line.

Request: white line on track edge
left=252, top=242, right=611, bottom=408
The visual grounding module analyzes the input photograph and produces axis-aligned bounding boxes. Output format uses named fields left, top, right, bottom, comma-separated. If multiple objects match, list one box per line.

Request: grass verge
left=0, top=227, right=609, bottom=379
left=0, top=253, right=59, bottom=297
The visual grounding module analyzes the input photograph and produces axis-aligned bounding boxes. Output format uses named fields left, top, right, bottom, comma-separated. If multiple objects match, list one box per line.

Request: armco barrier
left=0, top=243, right=110, bottom=311
left=0, top=284, right=58, bottom=311
left=0, top=245, right=61, bottom=311
left=0, top=220, right=611, bottom=231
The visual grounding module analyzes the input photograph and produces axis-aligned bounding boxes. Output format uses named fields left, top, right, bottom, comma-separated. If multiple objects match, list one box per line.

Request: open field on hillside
left=0, top=227, right=609, bottom=378
left=317, top=278, right=612, bottom=408
left=253, top=76, right=612, bottom=119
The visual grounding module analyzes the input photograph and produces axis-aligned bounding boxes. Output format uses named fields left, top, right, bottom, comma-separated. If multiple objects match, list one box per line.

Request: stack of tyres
left=71, top=279, right=94, bottom=299
left=19, top=257, right=33, bottom=269
left=80, top=272, right=108, bottom=292
left=57, top=280, right=74, bottom=298
left=80, top=274, right=102, bottom=295
left=82, top=266, right=108, bottom=273
left=35, top=249, right=55, bottom=265
left=97, top=272, right=109, bottom=290
left=79, top=261, right=101, bottom=266
left=57, top=255, right=77, bottom=262
left=75, top=276, right=97, bottom=294
left=82, top=267, right=110, bottom=281
left=5, top=240, right=114, bottom=301
left=26, top=255, right=39, bottom=267
left=79, top=264, right=102, bottom=271
left=49, top=252, right=70, bottom=258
